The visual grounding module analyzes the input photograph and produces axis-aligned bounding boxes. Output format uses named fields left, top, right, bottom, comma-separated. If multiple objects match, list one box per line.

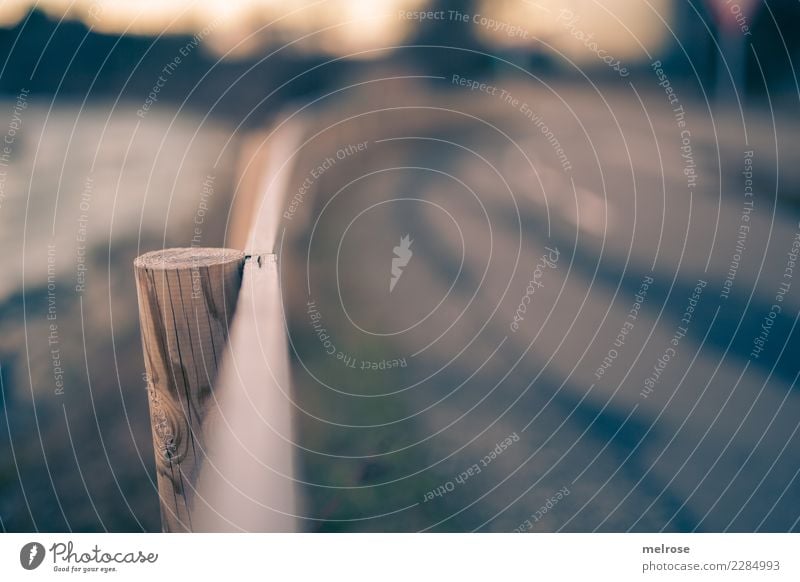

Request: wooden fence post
left=133, top=247, right=246, bottom=532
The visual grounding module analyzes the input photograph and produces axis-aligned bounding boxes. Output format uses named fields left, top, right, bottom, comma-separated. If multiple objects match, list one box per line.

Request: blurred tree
left=405, top=0, right=495, bottom=76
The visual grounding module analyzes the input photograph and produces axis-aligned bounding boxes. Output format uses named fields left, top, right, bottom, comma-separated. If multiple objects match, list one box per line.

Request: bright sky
left=0, top=0, right=672, bottom=62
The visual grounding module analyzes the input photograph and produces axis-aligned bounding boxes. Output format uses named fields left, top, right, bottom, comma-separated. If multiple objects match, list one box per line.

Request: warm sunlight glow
left=476, top=0, right=672, bottom=66
left=0, top=0, right=429, bottom=58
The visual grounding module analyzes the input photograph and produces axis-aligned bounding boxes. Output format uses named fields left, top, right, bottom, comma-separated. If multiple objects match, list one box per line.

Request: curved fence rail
left=134, top=118, right=305, bottom=532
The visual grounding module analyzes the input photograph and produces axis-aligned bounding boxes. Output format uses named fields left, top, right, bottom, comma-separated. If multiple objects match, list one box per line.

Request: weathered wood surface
left=193, top=254, right=299, bottom=531
left=192, top=120, right=305, bottom=531
left=134, top=247, right=245, bottom=532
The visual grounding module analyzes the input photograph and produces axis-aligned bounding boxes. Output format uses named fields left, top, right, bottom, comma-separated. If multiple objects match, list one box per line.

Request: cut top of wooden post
left=134, top=247, right=246, bottom=270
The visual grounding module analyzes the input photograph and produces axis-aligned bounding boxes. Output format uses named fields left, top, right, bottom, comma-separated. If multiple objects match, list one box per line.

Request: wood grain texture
left=134, top=247, right=245, bottom=532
